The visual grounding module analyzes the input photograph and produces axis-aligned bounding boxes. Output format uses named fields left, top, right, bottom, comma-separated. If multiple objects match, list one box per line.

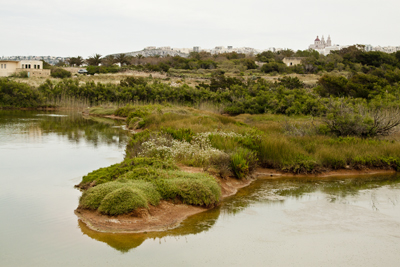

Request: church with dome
left=309, top=35, right=332, bottom=50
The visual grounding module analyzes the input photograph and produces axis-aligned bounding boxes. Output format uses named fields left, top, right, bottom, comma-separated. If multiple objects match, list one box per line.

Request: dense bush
left=0, top=78, right=43, bottom=107
left=80, top=180, right=161, bottom=215
left=50, top=68, right=72, bottom=79
left=10, top=71, right=29, bottom=78
left=230, top=148, right=258, bottom=179
left=78, top=158, right=222, bottom=215
left=323, top=101, right=400, bottom=137
left=78, top=157, right=178, bottom=187
left=86, top=65, right=120, bottom=75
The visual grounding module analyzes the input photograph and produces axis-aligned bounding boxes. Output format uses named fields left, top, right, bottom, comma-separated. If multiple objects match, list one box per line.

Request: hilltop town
left=2, top=36, right=400, bottom=65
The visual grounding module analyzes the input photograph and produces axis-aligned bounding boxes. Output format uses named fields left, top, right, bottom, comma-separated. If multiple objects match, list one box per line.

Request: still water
left=1, top=110, right=399, bottom=266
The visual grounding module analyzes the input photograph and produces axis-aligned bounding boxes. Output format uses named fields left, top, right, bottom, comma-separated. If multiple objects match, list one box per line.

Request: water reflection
left=79, top=208, right=220, bottom=253
left=79, top=174, right=400, bottom=252
left=0, top=110, right=128, bottom=148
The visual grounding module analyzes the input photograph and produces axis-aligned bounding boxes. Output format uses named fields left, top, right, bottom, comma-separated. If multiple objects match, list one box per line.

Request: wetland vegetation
left=2, top=46, right=400, bottom=221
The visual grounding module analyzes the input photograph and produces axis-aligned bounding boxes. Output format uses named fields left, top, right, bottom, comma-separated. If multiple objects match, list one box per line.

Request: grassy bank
left=75, top=103, right=400, bottom=216
left=3, top=48, right=400, bottom=216
left=98, top=104, right=400, bottom=172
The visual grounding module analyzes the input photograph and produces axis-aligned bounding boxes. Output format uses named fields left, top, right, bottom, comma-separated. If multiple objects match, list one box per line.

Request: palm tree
left=136, top=54, right=144, bottom=64
left=101, top=55, right=116, bottom=67
left=115, top=53, right=129, bottom=66
left=86, top=54, right=102, bottom=66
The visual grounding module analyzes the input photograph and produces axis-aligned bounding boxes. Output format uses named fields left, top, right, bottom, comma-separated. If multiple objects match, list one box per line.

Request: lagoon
left=0, top=110, right=399, bottom=266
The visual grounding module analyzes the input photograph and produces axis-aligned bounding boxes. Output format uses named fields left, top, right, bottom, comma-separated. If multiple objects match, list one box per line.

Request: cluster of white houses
left=2, top=37, right=399, bottom=77
left=113, top=46, right=262, bottom=58
left=0, top=60, right=50, bottom=77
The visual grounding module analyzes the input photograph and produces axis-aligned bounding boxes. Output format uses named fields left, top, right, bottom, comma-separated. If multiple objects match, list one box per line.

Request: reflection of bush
left=78, top=205, right=221, bottom=253
left=78, top=220, right=147, bottom=252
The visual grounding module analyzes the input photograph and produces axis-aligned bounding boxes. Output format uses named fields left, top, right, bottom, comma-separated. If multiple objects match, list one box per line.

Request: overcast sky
left=1, top=0, right=399, bottom=58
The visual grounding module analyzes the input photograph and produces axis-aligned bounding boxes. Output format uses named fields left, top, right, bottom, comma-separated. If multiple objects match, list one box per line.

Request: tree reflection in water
left=0, top=110, right=128, bottom=148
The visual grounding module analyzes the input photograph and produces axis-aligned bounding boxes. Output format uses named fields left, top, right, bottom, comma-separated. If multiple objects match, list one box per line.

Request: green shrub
left=50, top=68, right=72, bottom=78
left=230, top=148, right=258, bottom=179
left=316, top=74, right=349, bottom=97
left=80, top=182, right=125, bottom=210
left=10, top=71, right=29, bottom=78
left=277, top=76, right=304, bottom=89
left=80, top=180, right=161, bottom=215
left=125, top=130, right=153, bottom=158
left=120, top=168, right=221, bottom=206
left=98, top=187, right=148, bottom=215
left=166, top=178, right=221, bottom=206
left=161, top=127, right=194, bottom=142
left=79, top=166, right=221, bottom=215
left=120, top=77, right=148, bottom=87
left=317, top=149, right=347, bottom=169
left=323, top=101, right=400, bottom=137
left=0, top=78, right=44, bottom=107
left=79, top=157, right=177, bottom=186
left=282, top=155, right=317, bottom=174
left=256, top=135, right=303, bottom=168
left=86, top=65, right=120, bottom=75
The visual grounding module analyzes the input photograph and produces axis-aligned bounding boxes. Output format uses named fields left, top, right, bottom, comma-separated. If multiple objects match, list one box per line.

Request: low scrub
left=80, top=180, right=161, bottom=215
left=121, top=168, right=221, bottom=206
left=79, top=165, right=221, bottom=215
left=78, top=157, right=178, bottom=187
left=10, top=71, right=29, bottom=78
left=230, top=148, right=258, bottom=179
left=51, top=68, right=72, bottom=79
left=89, top=106, right=117, bottom=115
left=137, top=132, right=227, bottom=166
left=323, top=101, right=400, bottom=137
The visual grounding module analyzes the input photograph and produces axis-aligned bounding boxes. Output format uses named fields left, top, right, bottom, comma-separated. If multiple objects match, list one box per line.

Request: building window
left=4, top=64, right=6, bottom=69
left=37, top=65, right=40, bottom=69
left=34, top=65, right=37, bottom=69
left=1, top=64, right=3, bottom=69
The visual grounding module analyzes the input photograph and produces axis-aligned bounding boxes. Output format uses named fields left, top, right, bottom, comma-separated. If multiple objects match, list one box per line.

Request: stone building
left=283, top=57, right=304, bottom=67
left=309, top=35, right=332, bottom=50
left=0, top=60, right=50, bottom=77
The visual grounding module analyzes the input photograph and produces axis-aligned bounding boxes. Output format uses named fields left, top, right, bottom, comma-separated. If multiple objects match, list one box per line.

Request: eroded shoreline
left=75, top=167, right=396, bottom=234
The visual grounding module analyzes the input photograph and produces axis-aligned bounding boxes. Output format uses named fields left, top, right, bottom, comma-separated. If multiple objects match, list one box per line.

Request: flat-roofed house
left=0, top=60, right=50, bottom=77
left=282, top=57, right=304, bottom=67
left=0, top=61, right=18, bottom=77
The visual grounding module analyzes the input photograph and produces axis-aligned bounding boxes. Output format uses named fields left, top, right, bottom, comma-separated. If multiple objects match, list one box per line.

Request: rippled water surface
left=1, top=110, right=400, bottom=267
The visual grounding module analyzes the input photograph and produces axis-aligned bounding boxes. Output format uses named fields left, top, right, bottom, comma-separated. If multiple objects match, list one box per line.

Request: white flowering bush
left=137, top=135, right=174, bottom=159
left=138, top=132, right=241, bottom=166
left=197, top=131, right=244, bottom=139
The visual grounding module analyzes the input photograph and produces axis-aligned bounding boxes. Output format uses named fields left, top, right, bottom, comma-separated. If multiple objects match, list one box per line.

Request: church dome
left=315, top=36, right=320, bottom=41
